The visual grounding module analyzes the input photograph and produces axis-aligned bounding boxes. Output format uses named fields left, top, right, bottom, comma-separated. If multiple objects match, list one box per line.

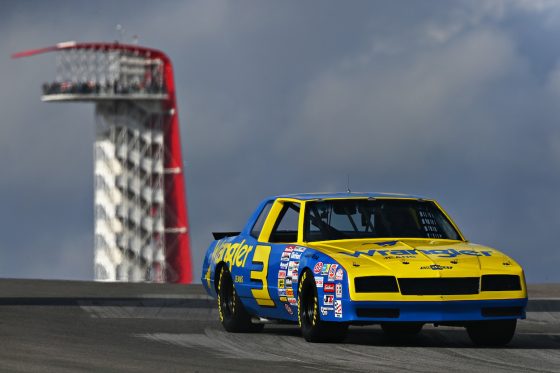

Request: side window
left=250, top=201, right=273, bottom=238
left=269, top=202, right=300, bottom=243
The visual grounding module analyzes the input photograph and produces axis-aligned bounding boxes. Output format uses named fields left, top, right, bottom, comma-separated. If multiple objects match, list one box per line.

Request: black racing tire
left=217, top=266, right=263, bottom=333
left=466, top=319, right=517, bottom=347
left=298, top=270, right=348, bottom=343
left=381, top=323, right=423, bottom=341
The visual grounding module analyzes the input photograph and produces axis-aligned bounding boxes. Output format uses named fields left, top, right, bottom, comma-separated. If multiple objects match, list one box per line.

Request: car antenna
left=346, top=174, right=351, bottom=193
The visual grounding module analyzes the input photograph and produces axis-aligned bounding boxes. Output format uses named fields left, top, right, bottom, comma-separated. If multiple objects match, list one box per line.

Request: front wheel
left=217, top=266, right=263, bottom=333
left=466, top=319, right=517, bottom=346
left=298, top=270, right=348, bottom=343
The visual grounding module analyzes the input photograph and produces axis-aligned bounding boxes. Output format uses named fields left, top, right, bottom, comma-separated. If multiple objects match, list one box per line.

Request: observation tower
left=13, top=41, right=193, bottom=283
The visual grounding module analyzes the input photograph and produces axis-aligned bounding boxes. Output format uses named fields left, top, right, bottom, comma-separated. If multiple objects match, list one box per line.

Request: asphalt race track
left=1, top=279, right=559, bottom=372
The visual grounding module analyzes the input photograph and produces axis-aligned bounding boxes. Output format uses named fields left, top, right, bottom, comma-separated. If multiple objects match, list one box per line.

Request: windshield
left=304, top=199, right=461, bottom=242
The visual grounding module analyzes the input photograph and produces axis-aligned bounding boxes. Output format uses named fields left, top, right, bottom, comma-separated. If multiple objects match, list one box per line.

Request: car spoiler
left=212, top=232, right=241, bottom=240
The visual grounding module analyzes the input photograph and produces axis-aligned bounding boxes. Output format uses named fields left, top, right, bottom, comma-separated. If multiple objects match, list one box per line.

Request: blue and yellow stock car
left=201, top=193, right=527, bottom=345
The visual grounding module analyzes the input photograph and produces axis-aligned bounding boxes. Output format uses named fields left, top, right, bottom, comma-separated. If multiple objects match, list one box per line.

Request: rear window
left=269, top=202, right=300, bottom=243
left=250, top=201, right=273, bottom=238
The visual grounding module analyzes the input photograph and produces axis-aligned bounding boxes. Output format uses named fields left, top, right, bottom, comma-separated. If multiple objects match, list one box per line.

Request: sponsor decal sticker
left=334, top=300, right=342, bottom=318
left=335, top=268, right=344, bottom=281
left=284, top=246, right=295, bottom=253
left=335, top=283, right=342, bottom=298
left=291, top=269, right=299, bottom=280
left=288, top=261, right=299, bottom=271
left=315, top=276, right=324, bottom=288
left=328, top=264, right=338, bottom=281
left=313, top=262, right=323, bottom=274
left=323, top=294, right=334, bottom=306
left=279, top=296, right=288, bottom=302
left=288, top=297, right=297, bottom=305
left=291, top=252, right=302, bottom=260
left=284, top=303, right=293, bottom=315
left=278, top=270, right=286, bottom=279
left=321, top=264, right=331, bottom=276
left=285, top=277, right=293, bottom=287
left=280, top=262, right=288, bottom=269
left=278, top=279, right=285, bottom=289
left=321, top=306, right=333, bottom=316
left=324, top=283, right=335, bottom=293
left=278, top=289, right=286, bottom=297
left=281, top=252, right=291, bottom=261
left=294, top=246, right=306, bottom=252
left=286, top=288, right=294, bottom=297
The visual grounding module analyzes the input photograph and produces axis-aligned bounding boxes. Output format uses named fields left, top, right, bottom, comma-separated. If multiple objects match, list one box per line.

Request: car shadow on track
left=261, top=325, right=560, bottom=349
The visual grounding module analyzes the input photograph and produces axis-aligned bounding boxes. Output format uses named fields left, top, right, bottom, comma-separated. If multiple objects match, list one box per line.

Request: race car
left=201, top=193, right=527, bottom=345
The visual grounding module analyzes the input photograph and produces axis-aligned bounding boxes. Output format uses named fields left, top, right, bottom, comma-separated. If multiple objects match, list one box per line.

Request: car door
left=243, top=199, right=302, bottom=320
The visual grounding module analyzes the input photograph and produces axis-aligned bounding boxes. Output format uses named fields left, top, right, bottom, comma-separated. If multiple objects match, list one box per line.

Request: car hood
left=308, top=239, right=522, bottom=277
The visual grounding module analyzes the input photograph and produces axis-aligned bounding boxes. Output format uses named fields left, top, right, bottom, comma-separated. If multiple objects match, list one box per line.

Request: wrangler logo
left=212, top=239, right=254, bottom=269
left=341, top=248, right=493, bottom=258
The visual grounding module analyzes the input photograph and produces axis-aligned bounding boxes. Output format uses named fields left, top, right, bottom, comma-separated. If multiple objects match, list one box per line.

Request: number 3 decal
left=250, top=245, right=275, bottom=307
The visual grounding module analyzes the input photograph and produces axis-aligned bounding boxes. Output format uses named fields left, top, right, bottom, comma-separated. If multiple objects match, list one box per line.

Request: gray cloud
left=1, top=0, right=559, bottom=282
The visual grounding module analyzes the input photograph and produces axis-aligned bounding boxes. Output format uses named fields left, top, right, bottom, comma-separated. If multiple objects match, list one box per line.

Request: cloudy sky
left=1, top=0, right=559, bottom=283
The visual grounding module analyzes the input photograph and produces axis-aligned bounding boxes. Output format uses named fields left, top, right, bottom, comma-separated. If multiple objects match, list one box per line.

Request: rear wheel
left=381, top=323, right=423, bottom=340
left=298, top=270, right=348, bottom=342
left=466, top=319, right=516, bottom=347
left=217, top=266, right=263, bottom=333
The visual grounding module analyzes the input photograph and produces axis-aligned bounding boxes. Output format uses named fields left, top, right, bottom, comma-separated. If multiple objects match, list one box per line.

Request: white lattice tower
left=14, top=42, right=193, bottom=283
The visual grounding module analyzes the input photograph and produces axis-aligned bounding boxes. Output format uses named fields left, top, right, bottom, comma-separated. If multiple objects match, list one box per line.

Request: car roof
left=272, top=192, right=428, bottom=201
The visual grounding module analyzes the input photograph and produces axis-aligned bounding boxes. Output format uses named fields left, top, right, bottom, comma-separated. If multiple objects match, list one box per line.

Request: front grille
left=398, top=277, right=480, bottom=295
left=481, top=275, right=521, bottom=291
left=356, top=308, right=400, bottom=318
left=354, top=276, right=399, bottom=293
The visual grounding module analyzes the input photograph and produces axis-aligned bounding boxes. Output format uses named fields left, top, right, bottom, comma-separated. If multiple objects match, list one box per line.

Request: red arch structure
left=14, top=42, right=192, bottom=283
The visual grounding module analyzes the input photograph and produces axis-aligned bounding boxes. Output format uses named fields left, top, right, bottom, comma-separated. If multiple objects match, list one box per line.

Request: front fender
left=298, top=249, right=349, bottom=321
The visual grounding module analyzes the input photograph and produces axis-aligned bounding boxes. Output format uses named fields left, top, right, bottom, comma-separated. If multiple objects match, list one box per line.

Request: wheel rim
left=302, top=284, right=315, bottom=326
left=220, top=272, right=235, bottom=317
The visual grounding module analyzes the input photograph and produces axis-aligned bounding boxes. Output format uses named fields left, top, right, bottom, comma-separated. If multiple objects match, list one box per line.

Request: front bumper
left=327, top=298, right=528, bottom=323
